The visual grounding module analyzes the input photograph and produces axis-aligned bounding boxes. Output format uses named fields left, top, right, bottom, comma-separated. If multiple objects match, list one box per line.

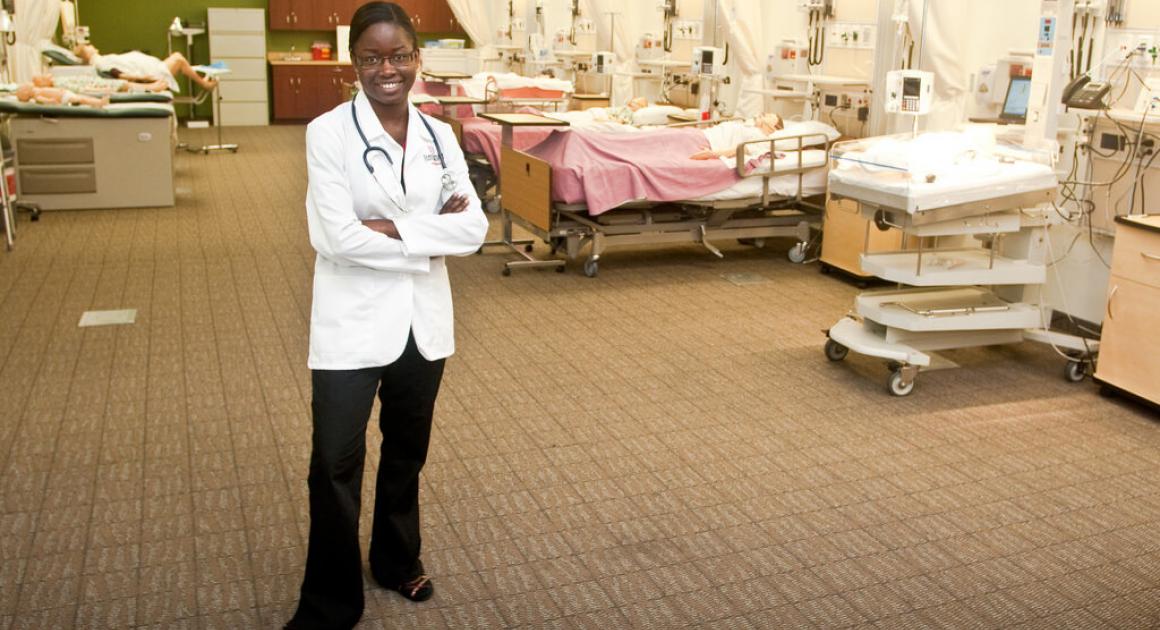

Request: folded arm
left=391, top=125, right=489, bottom=257
left=305, top=122, right=430, bottom=273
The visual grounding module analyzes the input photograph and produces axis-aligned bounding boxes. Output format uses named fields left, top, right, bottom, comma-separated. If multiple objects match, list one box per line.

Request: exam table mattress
left=0, top=98, right=174, bottom=117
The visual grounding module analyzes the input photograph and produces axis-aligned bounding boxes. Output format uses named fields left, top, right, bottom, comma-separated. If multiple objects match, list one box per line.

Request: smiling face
left=352, top=22, right=419, bottom=110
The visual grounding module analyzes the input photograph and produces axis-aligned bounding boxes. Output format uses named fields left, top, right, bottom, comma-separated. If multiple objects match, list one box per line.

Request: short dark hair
left=349, top=2, right=417, bottom=52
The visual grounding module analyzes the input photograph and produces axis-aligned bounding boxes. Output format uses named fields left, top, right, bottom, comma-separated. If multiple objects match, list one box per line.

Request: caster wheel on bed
left=502, top=267, right=512, bottom=277
left=555, top=265, right=566, bottom=273
left=887, top=369, right=915, bottom=397
left=524, top=244, right=534, bottom=253
left=1064, top=360, right=1087, bottom=383
left=787, top=242, right=808, bottom=264
left=824, top=339, right=848, bottom=362
left=583, top=258, right=599, bottom=278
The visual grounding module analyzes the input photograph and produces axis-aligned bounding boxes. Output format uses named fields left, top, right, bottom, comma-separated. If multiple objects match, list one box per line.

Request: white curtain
left=718, top=0, right=765, bottom=117
left=903, top=0, right=970, bottom=132
left=445, top=0, right=502, bottom=62
left=581, top=0, right=633, bottom=104
left=12, top=0, right=61, bottom=83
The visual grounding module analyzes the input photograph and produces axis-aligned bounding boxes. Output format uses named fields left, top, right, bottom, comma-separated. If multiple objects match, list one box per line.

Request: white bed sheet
left=695, top=149, right=829, bottom=201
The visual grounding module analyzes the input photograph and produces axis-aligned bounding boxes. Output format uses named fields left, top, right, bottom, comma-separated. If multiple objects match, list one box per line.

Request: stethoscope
left=351, top=99, right=454, bottom=194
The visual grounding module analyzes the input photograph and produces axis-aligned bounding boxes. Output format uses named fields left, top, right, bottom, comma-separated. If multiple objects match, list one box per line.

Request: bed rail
left=733, top=132, right=832, bottom=209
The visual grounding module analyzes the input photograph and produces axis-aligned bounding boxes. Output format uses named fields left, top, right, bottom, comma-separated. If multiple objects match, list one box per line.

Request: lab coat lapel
left=402, top=102, right=433, bottom=212
left=354, top=93, right=408, bottom=213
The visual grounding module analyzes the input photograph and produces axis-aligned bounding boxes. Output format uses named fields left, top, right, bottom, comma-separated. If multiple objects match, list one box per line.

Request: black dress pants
left=289, top=333, right=445, bottom=630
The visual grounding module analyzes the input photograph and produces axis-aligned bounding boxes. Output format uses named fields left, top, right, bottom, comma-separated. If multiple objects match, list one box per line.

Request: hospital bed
left=485, top=113, right=832, bottom=277
left=820, top=132, right=1098, bottom=395
left=1, top=97, right=176, bottom=210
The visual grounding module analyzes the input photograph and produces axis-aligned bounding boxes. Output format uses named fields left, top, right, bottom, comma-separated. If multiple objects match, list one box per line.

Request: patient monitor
left=884, top=70, right=934, bottom=115
left=692, top=46, right=726, bottom=77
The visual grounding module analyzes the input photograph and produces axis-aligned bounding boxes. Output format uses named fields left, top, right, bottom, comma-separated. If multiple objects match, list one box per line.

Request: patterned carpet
left=0, top=124, right=1157, bottom=629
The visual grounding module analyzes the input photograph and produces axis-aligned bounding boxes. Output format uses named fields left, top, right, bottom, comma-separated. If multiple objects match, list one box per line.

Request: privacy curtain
left=580, top=0, right=633, bottom=104
left=445, top=0, right=501, bottom=60
left=13, top=0, right=61, bottom=83
left=903, top=0, right=970, bottom=132
left=718, top=0, right=765, bottom=117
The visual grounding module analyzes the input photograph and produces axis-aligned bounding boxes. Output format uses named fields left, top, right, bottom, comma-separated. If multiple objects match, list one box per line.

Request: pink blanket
left=461, top=118, right=555, bottom=177
left=524, top=129, right=741, bottom=215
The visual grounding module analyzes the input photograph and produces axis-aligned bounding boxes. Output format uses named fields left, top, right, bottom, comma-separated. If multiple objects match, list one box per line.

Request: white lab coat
left=305, top=92, right=488, bottom=370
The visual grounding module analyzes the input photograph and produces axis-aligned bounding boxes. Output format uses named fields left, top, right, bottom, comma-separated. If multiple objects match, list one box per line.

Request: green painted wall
left=80, top=1, right=465, bottom=118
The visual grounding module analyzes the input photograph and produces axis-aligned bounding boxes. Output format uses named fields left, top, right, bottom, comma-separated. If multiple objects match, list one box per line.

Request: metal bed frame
left=496, top=131, right=833, bottom=277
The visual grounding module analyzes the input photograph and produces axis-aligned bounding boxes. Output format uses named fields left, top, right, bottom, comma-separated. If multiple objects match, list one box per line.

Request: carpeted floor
left=0, top=124, right=1157, bottom=629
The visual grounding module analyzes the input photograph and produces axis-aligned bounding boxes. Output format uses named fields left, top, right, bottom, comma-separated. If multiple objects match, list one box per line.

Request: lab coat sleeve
left=305, top=120, right=430, bottom=274
left=392, top=123, right=489, bottom=258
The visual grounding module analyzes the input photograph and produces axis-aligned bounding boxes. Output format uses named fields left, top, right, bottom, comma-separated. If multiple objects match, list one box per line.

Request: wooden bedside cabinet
left=1094, top=214, right=1160, bottom=405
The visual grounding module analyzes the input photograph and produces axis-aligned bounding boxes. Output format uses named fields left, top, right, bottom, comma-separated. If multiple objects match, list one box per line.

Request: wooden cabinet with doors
left=270, top=0, right=351, bottom=30
left=1093, top=215, right=1160, bottom=405
left=271, top=0, right=466, bottom=34
left=272, top=63, right=357, bottom=122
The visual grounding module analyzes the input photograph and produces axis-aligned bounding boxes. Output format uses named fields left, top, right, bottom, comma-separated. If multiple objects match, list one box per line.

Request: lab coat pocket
left=311, top=266, right=388, bottom=357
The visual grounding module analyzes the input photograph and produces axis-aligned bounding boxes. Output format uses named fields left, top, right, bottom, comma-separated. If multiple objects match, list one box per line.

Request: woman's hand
left=439, top=193, right=468, bottom=214
left=362, top=219, right=399, bottom=239
left=689, top=149, right=719, bottom=160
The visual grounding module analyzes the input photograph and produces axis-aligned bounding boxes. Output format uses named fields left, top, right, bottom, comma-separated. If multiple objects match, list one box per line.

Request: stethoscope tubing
left=351, top=100, right=453, bottom=194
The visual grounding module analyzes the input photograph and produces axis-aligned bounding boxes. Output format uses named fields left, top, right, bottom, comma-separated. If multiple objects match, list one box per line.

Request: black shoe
left=394, top=574, right=434, bottom=602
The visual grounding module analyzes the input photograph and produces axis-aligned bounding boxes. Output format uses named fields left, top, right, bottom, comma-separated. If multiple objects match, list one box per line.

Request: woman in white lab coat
left=286, top=3, right=488, bottom=629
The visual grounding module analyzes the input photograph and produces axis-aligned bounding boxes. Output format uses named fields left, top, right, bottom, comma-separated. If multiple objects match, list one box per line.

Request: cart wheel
left=583, top=258, right=599, bottom=278
left=874, top=209, right=891, bottom=232
left=887, top=369, right=915, bottom=397
left=555, top=264, right=566, bottom=273
left=502, top=267, right=512, bottom=277
left=1064, top=360, right=1087, bottom=383
left=824, top=339, right=848, bottom=362
left=787, top=242, right=808, bottom=264
left=30, top=209, right=41, bottom=221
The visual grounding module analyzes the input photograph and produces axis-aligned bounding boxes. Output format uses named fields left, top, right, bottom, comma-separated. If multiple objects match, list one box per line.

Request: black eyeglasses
left=354, top=51, right=417, bottom=69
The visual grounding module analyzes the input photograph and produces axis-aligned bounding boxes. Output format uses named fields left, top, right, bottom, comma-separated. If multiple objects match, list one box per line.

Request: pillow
left=773, top=120, right=840, bottom=146
left=39, top=40, right=83, bottom=66
left=630, top=105, right=683, bottom=126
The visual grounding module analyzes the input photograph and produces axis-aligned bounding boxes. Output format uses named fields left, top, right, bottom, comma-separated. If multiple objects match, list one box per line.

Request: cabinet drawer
left=218, top=102, right=270, bottom=126
left=210, top=33, right=266, bottom=58
left=213, top=58, right=267, bottom=80
left=1095, top=275, right=1160, bottom=403
left=19, top=167, right=97, bottom=194
left=17, top=138, right=95, bottom=165
left=208, top=8, right=266, bottom=32
left=218, top=79, right=268, bottom=101
left=1110, top=223, right=1160, bottom=289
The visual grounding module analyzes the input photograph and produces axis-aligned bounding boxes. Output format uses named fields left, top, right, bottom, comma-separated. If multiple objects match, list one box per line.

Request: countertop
left=1115, top=214, right=1160, bottom=234
left=268, top=53, right=350, bottom=66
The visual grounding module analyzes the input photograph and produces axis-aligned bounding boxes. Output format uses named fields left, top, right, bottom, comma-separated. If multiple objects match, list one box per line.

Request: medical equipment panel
left=883, top=70, right=933, bottom=115
left=691, top=47, right=725, bottom=77
left=590, top=51, right=615, bottom=74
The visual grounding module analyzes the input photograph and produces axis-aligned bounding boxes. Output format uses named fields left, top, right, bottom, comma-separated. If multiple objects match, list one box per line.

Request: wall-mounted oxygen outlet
left=573, top=18, right=594, bottom=35
left=511, top=17, right=525, bottom=32
left=672, top=20, right=702, bottom=41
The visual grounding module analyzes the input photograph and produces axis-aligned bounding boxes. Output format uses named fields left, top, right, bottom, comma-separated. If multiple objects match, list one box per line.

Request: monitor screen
left=1003, top=77, right=1032, bottom=117
left=903, top=77, right=921, bottom=97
